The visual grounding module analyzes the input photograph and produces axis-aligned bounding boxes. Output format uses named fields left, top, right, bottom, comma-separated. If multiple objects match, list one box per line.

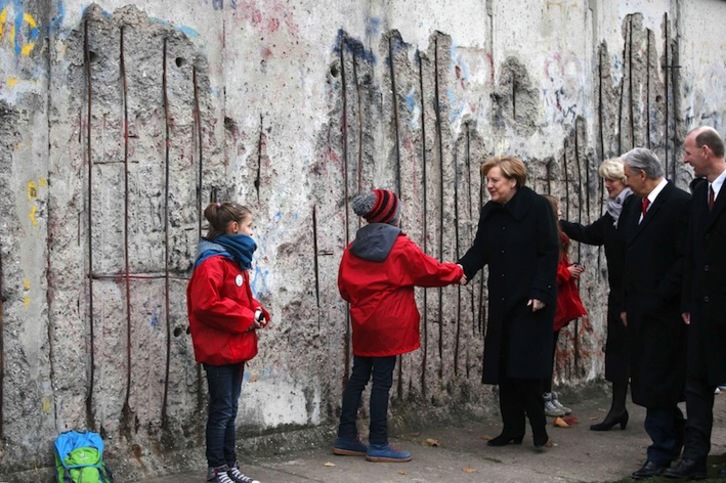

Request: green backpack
left=54, top=430, right=113, bottom=483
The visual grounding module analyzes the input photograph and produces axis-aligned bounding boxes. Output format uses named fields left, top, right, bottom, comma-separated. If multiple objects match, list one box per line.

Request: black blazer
left=683, top=178, right=726, bottom=384
left=620, top=181, right=690, bottom=408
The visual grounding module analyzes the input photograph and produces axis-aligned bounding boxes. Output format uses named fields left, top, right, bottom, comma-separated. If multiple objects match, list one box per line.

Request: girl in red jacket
left=187, top=201, right=269, bottom=483
left=541, top=195, right=587, bottom=418
left=334, top=189, right=464, bottom=462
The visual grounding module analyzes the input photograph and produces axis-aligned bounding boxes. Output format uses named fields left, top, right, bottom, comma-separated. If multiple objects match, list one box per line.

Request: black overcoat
left=682, top=180, right=726, bottom=384
left=561, top=212, right=629, bottom=382
left=459, top=186, right=558, bottom=384
left=620, top=182, right=690, bottom=409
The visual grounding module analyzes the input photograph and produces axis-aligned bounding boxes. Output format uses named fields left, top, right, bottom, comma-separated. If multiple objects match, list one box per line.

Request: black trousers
left=683, top=377, right=716, bottom=462
left=499, top=377, right=547, bottom=442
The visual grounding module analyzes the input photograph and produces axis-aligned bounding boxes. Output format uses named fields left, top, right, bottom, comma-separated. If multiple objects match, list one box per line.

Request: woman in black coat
left=459, top=156, right=559, bottom=449
left=560, top=158, right=632, bottom=431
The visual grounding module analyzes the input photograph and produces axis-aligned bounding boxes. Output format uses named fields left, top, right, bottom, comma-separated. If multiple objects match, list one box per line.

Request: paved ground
left=142, top=387, right=726, bottom=483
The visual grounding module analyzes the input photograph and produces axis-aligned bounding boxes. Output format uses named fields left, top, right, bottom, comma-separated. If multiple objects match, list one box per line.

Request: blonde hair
left=203, top=201, right=251, bottom=239
left=481, top=156, right=527, bottom=187
left=598, top=158, right=626, bottom=182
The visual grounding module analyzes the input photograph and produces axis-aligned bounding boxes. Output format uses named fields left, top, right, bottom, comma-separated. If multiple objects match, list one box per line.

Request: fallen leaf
left=481, top=435, right=493, bottom=441
left=398, top=471, right=408, bottom=475
left=409, top=432, right=421, bottom=437
left=324, top=462, right=336, bottom=467
left=425, top=438, right=440, bottom=447
left=553, top=417, right=569, bottom=428
left=463, top=467, right=477, bottom=473
left=563, top=415, right=579, bottom=426
left=589, top=416, right=599, bottom=421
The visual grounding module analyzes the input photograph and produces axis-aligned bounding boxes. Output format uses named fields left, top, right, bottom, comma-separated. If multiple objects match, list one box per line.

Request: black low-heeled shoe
left=589, top=410, right=629, bottom=431
left=487, top=434, right=524, bottom=446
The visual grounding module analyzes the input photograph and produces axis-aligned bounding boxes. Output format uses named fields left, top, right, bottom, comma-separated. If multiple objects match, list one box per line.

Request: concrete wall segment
left=1, top=0, right=726, bottom=479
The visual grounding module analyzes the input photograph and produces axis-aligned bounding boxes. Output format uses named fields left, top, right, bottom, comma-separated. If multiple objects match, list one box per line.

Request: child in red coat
left=334, top=189, right=464, bottom=462
left=542, top=195, right=587, bottom=418
left=187, top=201, right=268, bottom=483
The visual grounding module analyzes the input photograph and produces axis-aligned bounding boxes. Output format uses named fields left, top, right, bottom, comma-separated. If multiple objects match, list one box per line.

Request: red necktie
left=709, top=185, right=715, bottom=212
left=641, top=197, right=650, bottom=218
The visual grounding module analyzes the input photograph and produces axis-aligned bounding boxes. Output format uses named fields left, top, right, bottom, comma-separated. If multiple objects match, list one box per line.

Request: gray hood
left=349, top=223, right=402, bottom=262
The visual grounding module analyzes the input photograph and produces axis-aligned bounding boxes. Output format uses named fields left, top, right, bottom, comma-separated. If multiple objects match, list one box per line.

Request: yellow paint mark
left=27, top=180, right=37, bottom=200
left=39, top=177, right=47, bottom=187
left=0, top=8, right=6, bottom=37
left=23, top=13, right=36, bottom=28
left=21, top=42, right=34, bottom=57
left=29, top=205, right=37, bottom=226
left=23, top=295, right=30, bottom=310
left=23, top=278, right=30, bottom=289
left=42, top=396, right=52, bottom=415
left=6, top=77, right=17, bottom=89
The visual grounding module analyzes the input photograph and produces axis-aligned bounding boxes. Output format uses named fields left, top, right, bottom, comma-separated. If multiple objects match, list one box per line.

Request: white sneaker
left=715, top=387, right=721, bottom=395
left=228, top=462, right=260, bottom=483
left=543, top=393, right=565, bottom=417
left=551, top=392, right=572, bottom=415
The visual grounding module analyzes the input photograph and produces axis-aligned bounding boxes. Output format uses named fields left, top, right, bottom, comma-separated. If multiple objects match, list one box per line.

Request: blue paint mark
left=447, top=88, right=464, bottom=124
left=150, top=312, right=160, bottom=329
left=178, top=25, right=200, bottom=38
left=333, top=29, right=376, bottom=64
left=405, top=91, right=416, bottom=112
left=212, top=0, right=223, bottom=10
left=365, top=17, right=381, bottom=38
left=250, top=267, right=270, bottom=298
left=50, top=1, right=65, bottom=33
left=149, top=17, right=199, bottom=38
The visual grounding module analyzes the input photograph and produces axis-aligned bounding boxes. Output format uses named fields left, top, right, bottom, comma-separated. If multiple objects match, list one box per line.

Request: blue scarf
left=194, top=234, right=257, bottom=270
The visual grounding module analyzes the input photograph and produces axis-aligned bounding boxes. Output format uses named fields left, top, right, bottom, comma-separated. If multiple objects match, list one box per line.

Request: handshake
left=457, top=264, right=468, bottom=285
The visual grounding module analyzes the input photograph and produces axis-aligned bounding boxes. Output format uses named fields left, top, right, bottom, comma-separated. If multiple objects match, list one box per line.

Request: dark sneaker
left=227, top=462, right=260, bottom=483
left=333, top=436, right=368, bottom=456
left=207, top=465, right=234, bottom=483
left=365, top=443, right=412, bottom=462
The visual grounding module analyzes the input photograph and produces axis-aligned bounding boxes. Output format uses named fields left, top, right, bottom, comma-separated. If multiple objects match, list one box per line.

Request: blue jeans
left=338, top=355, right=396, bottom=445
left=204, top=362, right=245, bottom=468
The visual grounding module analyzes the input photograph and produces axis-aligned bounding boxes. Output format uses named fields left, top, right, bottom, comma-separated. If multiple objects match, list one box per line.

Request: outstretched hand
left=457, top=264, right=467, bottom=285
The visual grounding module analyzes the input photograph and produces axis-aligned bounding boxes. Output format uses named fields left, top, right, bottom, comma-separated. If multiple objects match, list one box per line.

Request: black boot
left=590, top=380, right=628, bottom=431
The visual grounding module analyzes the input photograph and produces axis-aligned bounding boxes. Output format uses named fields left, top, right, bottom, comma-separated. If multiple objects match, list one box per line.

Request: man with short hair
left=663, top=127, right=726, bottom=480
left=619, top=147, right=691, bottom=480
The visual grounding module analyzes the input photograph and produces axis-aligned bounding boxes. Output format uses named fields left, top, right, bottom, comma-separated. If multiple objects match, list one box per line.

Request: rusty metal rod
left=417, top=49, right=429, bottom=397
left=433, top=35, right=445, bottom=378
left=161, top=37, right=172, bottom=426
left=339, top=34, right=351, bottom=384
left=83, top=16, right=96, bottom=429
left=388, top=34, right=402, bottom=195
left=119, top=25, right=135, bottom=436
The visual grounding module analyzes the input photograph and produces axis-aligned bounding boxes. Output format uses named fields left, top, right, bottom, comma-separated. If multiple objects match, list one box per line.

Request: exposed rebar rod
left=339, top=35, right=351, bottom=383
left=83, top=17, right=96, bottom=429
left=417, top=50, right=429, bottom=397
left=388, top=34, right=402, bottom=195
left=161, top=37, right=172, bottom=427
left=120, top=25, right=134, bottom=432
left=433, top=36, right=445, bottom=379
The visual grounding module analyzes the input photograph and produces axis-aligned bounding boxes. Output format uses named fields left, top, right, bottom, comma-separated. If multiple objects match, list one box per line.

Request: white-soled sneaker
left=207, top=466, right=234, bottom=483
left=543, top=392, right=565, bottom=417
left=227, top=462, right=260, bottom=483
left=551, top=391, right=572, bottom=415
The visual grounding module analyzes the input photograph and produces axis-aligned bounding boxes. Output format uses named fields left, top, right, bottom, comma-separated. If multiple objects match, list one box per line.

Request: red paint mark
left=267, top=17, right=280, bottom=33
left=261, top=46, right=273, bottom=59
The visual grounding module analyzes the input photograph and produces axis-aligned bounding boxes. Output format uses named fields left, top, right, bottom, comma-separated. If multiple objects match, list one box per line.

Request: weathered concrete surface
left=1, top=0, right=725, bottom=480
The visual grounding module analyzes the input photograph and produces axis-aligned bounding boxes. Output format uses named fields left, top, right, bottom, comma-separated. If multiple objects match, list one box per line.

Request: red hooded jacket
left=187, top=255, right=269, bottom=365
left=338, top=224, right=463, bottom=357
left=554, top=233, right=587, bottom=331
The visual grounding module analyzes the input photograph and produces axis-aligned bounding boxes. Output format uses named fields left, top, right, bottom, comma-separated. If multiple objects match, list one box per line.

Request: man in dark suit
left=619, top=147, right=691, bottom=479
left=663, top=127, right=726, bottom=480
